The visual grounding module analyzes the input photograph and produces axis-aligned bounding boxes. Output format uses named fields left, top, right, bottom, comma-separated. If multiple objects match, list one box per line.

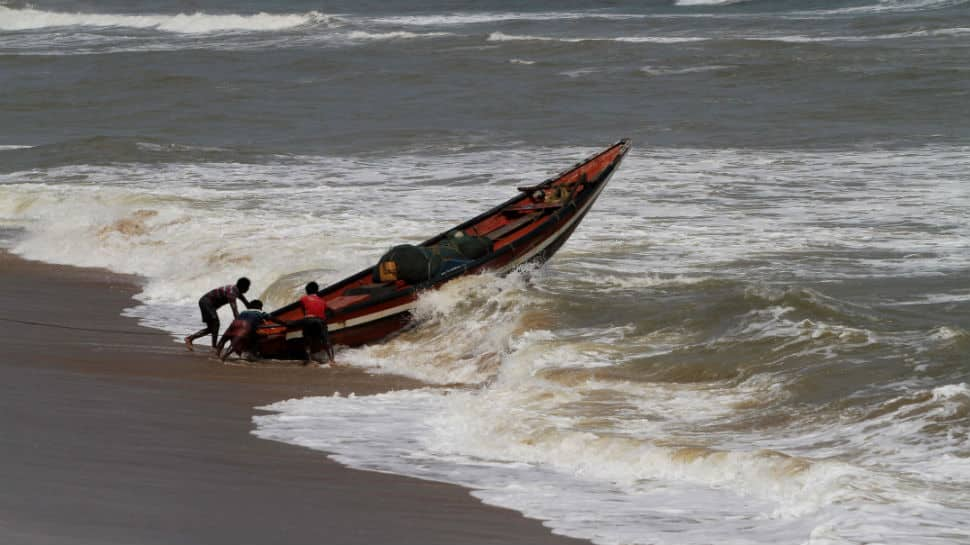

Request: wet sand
left=0, top=252, right=588, bottom=545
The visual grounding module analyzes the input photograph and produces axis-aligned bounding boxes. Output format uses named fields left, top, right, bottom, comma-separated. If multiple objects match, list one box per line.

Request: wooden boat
left=256, top=139, right=631, bottom=358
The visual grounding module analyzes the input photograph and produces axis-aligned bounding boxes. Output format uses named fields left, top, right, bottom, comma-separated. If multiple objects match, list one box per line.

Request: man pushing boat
left=217, top=299, right=288, bottom=361
left=184, top=277, right=252, bottom=352
left=292, top=281, right=335, bottom=365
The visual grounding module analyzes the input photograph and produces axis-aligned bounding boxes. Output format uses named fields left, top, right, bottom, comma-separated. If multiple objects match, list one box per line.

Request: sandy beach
left=0, top=251, right=588, bottom=545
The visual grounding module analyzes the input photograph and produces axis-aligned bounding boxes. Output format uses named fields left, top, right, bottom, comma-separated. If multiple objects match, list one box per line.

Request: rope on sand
left=0, top=316, right=170, bottom=336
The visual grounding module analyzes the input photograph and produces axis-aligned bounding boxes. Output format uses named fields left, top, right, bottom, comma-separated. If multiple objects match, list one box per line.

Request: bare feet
left=184, top=336, right=194, bottom=351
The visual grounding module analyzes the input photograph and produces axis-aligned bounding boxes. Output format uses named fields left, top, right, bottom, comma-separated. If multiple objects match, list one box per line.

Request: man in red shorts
left=217, top=299, right=287, bottom=361
left=184, top=277, right=252, bottom=352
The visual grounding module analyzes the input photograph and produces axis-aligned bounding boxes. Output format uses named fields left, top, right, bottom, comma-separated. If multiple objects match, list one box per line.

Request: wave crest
left=0, top=6, right=333, bottom=33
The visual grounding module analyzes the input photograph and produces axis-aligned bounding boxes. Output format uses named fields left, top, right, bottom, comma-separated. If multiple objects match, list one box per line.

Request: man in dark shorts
left=217, top=300, right=287, bottom=361
left=184, top=277, right=252, bottom=352
left=292, top=281, right=334, bottom=365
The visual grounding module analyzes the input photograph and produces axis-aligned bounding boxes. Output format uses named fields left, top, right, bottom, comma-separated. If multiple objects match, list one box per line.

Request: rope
left=0, top=316, right=170, bottom=336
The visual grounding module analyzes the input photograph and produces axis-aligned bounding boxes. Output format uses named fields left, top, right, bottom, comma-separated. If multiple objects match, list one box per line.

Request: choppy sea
left=2, top=1, right=969, bottom=543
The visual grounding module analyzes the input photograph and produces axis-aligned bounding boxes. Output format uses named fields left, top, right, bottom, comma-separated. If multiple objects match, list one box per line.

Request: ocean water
left=2, top=1, right=970, bottom=543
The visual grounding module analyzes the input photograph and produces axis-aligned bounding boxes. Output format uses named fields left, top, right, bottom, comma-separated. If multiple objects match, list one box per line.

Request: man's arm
left=229, top=299, right=239, bottom=318
left=238, top=293, right=252, bottom=309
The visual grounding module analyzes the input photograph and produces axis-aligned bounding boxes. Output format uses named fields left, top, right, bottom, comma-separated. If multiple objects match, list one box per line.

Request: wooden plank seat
left=327, top=294, right=372, bottom=312
left=483, top=212, right=540, bottom=241
left=505, top=201, right=565, bottom=213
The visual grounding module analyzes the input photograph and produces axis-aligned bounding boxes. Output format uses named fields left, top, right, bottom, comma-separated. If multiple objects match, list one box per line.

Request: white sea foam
left=339, top=272, right=537, bottom=385
left=932, top=382, right=970, bottom=400
left=0, top=6, right=330, bottom=33
left=757, top=381, right=970, bottom=496
left=890, top=291, right=970, bottom=306
left=928, top=326, right=967, bottom=341
left=566, top=272, right=718, bottom=292
left=252, top=297, right=970, bottom=542
left=254, top=373, right=968, bottom=544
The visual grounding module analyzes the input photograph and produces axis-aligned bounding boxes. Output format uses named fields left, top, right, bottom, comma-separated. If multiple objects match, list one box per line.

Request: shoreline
left=0, top=251, right=589, bottom=545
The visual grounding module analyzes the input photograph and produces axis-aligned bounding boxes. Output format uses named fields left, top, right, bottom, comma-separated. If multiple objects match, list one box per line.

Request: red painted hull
left=256, top=140, right=631, bottom=359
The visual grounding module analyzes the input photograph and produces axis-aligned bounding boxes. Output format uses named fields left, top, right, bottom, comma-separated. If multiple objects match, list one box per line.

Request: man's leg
left=184, top=325, right=214, bottom=351
left=300, top=318, right=323, bottom=365
left=186, top=300, right=219, bottom=352
left=217, top=327, right=235, bottom=359
left=322, top=326, right=334, bottom=363
left=221, top=336, right=241, bottom=361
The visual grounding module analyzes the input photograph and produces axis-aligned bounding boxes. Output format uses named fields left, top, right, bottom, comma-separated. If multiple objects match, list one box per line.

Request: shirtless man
left=184, top=277, right=252, bottom=352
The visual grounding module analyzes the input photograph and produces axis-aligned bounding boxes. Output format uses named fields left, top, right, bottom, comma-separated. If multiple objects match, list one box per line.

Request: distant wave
left=615, top=36, right=709, bottom=43
left=803, top=0, right=970, bottom=15
left=366, top=11, right=646, bottom=26
left=641, top=65, right=730, bottom=76
left=487, top=27, right=968, bottom=46
left=677, top=0, right=968, bottom=13
left=487, top=31, right=707, bottom=44
left=561, top=68, right=600, bottom=78
left=344, top=30, right=453, bottom=41
left=762, top=26, right=970, bottom=42
left=674, top=0, right=754, bottom=5
left=0, top=6, right=332, bottom=33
